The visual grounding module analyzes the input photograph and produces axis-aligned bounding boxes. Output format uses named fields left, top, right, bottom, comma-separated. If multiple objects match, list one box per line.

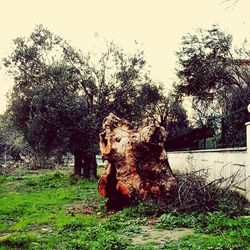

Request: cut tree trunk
left=98, top=113, right=177, bottom=212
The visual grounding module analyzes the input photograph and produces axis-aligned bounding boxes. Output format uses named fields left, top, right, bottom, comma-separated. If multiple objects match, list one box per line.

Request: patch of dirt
left=132, top=225, right=193, bottom=246
left=65, top=200, right=101, bottom=215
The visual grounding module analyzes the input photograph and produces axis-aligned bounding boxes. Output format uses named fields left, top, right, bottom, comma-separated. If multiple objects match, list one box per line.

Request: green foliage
left=157, top=211, right=250, bottom=233
left=144, top=95, right=189, bottom=138
left=17, top=171, right=69, bottom=189
left=0, top=168, right=249, bottom=250
left=157, top=213, right=197, bottom=230
left=219, top=108, right=249, bottom=148
left=0, top=169, right=131, bottom=249
left=0, top=114, right=31, bottom=163
left=157, top=212, right=250, bottom=249
left=175, top=24, right=250, bottom=129
left=0, top=233, right=38, bottom=249
left=176, top=25, right=233, bottom=101
left=3, top=25, right=164, bottom=177
left=164, top=233, right=250, bottom=250
left=79, top=227, right=130, bottom=250
left=127, top=245, right=156, bottom=250
left=0, top=170, right=102, bottom=233
left=113, top=201, right=162, bottom=219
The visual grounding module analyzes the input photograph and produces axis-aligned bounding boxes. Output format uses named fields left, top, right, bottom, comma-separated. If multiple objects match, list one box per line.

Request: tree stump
left=98, top=113, right=177, bottom=212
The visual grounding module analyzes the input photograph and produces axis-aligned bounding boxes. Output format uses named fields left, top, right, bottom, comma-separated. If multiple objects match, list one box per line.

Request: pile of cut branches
left=167, top=166, right=249, bottom=216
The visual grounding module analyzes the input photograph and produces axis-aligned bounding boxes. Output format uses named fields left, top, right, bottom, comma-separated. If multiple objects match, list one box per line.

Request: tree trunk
left=74, top=151, right=84, bottom=176
left=89, top=152, right=97, bottom=178
left=82, top=152, right=97, bottom=179
left=98, top=113, right=177, bottom=212
left=74, top=150, right=97, bottom=179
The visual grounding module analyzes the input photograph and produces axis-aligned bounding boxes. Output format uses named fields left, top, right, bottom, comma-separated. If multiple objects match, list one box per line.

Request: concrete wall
left=167, top=123, right=250, bottom=200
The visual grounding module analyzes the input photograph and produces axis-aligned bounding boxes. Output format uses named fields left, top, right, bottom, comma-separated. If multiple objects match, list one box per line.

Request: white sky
left=0, top=0, right=250, bottom=114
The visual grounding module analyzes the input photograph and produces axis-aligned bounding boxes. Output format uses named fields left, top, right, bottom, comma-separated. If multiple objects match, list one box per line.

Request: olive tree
left=4, top=25, right=161, bottom=177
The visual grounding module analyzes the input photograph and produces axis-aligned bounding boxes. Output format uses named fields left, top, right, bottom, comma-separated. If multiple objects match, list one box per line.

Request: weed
left=157, top=211, right=250, bottom=238
left=0, top=168, right=249, bottom=249
left=0, top=233, right=38, bottom=249
left=163, top=233, right=249, bottom=249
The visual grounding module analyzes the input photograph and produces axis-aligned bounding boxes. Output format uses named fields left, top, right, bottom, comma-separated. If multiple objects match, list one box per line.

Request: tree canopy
left=175, top=25, right=250, bottom=117
left=175, top=25, right=250, bottom=148
left=143, top=94, right=189, bottom=138
left=3, top=25, right=163, bottom=177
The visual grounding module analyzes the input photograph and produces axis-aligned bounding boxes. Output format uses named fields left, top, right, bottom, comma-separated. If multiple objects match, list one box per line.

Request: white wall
left=168, top=146, right=250, bottom=200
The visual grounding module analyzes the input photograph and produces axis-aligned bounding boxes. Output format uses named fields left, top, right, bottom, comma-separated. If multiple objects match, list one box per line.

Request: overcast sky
left=0, top=0, right=250, bottom=114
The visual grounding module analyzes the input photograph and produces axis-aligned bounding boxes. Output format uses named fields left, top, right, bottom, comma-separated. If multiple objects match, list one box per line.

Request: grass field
left=0, top=167, right=249, bottom=249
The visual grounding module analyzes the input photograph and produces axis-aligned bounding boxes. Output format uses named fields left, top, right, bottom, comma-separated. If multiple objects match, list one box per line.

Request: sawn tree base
left=98, top=113, right=177, bottom=212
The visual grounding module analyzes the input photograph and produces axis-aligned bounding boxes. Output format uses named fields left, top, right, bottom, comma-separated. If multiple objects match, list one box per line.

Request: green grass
left=156, top=212, right=250, bottom=249
left=0, top=168, right=249, bottom=249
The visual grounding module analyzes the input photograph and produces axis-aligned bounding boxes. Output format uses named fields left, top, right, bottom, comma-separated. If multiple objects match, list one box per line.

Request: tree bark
left=83, top=152, right=97, bottom=179
left=98, top=113, right=177, bottom=212
left=74, top=151, right=84, bottom=176
left=74, top=150, right=97, bottom=179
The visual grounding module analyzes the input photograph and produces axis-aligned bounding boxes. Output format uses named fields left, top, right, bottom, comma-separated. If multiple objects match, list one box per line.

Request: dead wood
left=98, top=113, right=177, bottom=212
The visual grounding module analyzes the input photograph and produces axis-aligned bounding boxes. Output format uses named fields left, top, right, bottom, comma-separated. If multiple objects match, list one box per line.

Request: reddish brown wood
left=98, top=113, right=177, bottom=211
